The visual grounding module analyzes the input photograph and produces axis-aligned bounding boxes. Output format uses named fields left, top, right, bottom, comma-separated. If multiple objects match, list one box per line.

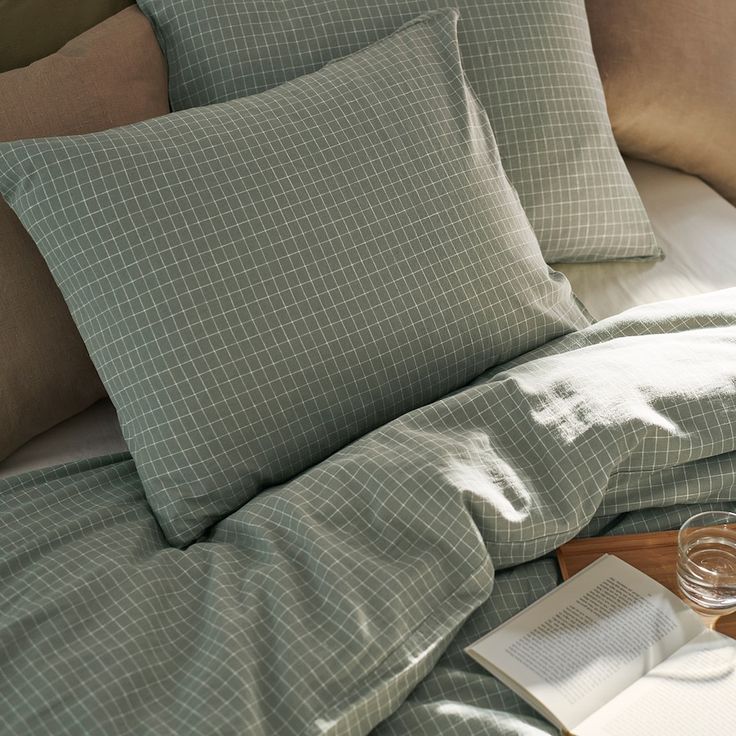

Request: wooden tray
left=556, top=530, right=736, bottom=638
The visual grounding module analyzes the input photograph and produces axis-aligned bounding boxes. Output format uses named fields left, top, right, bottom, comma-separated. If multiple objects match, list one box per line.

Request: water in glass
left=677, top=511, right=736, bottom=628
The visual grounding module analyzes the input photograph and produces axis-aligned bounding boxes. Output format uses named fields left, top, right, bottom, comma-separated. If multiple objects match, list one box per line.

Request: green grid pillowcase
left=0, top=10, right=589, bottom=546
left=137, top=0, right=660, bottom=264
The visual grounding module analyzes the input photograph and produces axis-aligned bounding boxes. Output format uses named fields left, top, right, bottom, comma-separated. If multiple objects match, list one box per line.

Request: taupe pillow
left=587, top=0, right=736, bottom=206
left=0, top=0, right=133, bottom=73
left=0, top=6, right=169, bottom=461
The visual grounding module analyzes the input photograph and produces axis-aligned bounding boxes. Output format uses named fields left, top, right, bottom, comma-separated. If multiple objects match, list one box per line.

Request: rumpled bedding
left=2, top=289, right=735, bottom=735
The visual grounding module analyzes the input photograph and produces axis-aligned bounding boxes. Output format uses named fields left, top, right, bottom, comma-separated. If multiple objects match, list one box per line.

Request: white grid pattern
left=0, top=10, right=587, bottom=546
left=137, top=0, right=660, bottom=263
left=1, top=291, right=735, bottom=734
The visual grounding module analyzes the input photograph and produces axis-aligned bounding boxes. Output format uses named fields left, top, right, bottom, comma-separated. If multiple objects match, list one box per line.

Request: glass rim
left=679, top=510, right=736, bottom=533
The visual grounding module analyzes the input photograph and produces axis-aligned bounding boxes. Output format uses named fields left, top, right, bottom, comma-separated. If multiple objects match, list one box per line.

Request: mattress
left=558, top=158, right=736, bottom=320
left=2, top=158, right=734, bottom=478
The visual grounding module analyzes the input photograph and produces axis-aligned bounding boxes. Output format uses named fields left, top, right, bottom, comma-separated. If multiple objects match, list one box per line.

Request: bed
left=1, top=3, right=735, bottom=735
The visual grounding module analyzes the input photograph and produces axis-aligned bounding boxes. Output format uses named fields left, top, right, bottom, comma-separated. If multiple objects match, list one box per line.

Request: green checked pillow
left=137, top=0, right=660, bottom=264
left=0, top=10, right=589, bottom=545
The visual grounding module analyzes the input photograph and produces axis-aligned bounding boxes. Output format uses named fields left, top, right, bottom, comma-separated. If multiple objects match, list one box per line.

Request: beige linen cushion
left=0, top=0, right=133, bottom=73
left=0, top=5, right=169, bottom=461
left=587, top=0, right=736, bottom=205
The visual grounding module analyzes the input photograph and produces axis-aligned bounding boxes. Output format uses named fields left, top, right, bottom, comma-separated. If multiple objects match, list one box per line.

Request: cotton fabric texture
left=0, top=0, right=132, bottom=72
left=2, top=290, right=736, bottom=735
left=0, top=10, right=589, bottom=546
left=137, top=0, right=659, bottom=264
left=587, top=0, right=736, bottom=208
left=0, top=6, right=169, bottom=462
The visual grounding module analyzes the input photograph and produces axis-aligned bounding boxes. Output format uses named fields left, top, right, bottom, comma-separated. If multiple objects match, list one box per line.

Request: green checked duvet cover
left=2, top=290, right=736, bottom=735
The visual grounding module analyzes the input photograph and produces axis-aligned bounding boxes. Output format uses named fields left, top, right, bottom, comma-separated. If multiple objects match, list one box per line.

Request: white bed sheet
left=3, top=159, right=735, bottom=477
left=0, top=399, right=126, bottom=479
left=558, top=158, right=736, bottom=320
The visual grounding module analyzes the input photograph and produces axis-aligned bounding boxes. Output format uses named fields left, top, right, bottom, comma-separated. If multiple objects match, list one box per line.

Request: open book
left=466, top=555, right=736, bottom=735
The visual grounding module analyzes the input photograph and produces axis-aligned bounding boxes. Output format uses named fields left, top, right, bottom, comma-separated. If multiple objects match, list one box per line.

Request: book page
left=466, top=555, right=703, bottom=732
left=576, top=629, right=736, bottom=735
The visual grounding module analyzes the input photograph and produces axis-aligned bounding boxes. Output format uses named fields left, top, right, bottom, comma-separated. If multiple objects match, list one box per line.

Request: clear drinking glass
left=676, top=511, right=736, bottom=629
